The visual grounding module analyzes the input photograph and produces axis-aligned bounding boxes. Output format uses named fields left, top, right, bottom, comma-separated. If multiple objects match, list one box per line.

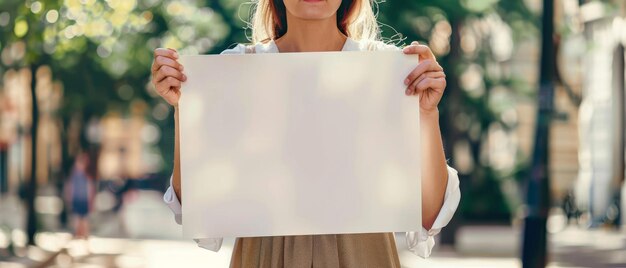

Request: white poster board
left=179, top=51, right=421, bottom=239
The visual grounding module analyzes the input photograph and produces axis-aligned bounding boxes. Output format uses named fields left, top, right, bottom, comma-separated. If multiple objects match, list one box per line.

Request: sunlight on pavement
left=48, top=237, right=235, bottom=268
left=409, top=257, right=520, bottom=268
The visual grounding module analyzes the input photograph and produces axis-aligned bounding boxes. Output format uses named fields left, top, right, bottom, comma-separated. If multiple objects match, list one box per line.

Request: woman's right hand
left=151, top=48, right=187, bottom=106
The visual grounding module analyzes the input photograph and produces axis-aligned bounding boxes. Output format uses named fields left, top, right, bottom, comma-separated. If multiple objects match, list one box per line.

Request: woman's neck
left=274, top=13, right=347, bottom=52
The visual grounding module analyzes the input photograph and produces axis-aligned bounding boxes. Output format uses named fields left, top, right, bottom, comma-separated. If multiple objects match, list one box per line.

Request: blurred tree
left=376, top=0, right=540, bottom=243
left=0, top=0, right=232, bottom=244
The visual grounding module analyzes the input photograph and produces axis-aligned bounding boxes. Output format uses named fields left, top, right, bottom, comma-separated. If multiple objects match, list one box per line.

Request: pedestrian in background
left=65, top=150, right=97, bottom=239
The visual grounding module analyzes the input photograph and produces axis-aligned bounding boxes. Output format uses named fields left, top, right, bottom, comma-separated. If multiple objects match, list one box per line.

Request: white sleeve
left=405, top=165, right=461, bottom=258
left=220, top=44, right=249, bottom=55
left=162, top=176, right=224, bottom=252
left=163, top=176, right=183, bottom=225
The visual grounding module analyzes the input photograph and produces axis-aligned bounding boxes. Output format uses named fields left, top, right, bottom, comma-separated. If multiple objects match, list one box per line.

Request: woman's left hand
left=402, top=41, right=447, bottom=115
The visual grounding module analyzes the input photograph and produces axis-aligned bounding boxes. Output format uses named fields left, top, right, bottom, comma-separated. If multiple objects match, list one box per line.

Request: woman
left=153, top=0, right=461, bottom=267
left=65, top=151, right=96, bottom=239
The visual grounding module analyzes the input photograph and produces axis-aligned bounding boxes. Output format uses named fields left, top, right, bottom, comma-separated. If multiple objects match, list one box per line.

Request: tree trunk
left=26, top=64, right=39, bottom=245
left=0, top=148, right=7, bottom=194
left=521, top=0, right=555, bottom=266
left=612, top=44, right=625, bottom=227
left=439, top=18, right=464, bottom=246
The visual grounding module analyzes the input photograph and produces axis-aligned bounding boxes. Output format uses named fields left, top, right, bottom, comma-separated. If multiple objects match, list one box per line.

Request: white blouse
left=163, top=37, right=461, bottom=258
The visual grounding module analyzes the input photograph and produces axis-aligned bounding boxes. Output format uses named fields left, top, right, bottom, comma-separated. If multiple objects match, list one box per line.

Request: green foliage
left=376, top=0, right=539, bottom=221
left=0, top=0, right=233, bottom=178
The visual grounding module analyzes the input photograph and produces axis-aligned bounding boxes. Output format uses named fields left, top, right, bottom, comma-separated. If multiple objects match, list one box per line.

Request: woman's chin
left=292, top=10, right=335, bottom=21
left=283, top=0, right=341, bottom=21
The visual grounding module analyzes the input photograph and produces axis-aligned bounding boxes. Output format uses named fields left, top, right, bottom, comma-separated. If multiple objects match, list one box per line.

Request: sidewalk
left=549, top=227, right=626, bottom=267
left=2, top=189, right=625, bottom=267
left=20, top=227, right=616, bottom=268
left=1, top=235, right=520, bottom=268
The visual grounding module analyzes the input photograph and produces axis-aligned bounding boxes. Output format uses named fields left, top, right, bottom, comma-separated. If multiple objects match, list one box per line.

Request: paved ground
left=1, top=190, right=625, bottom=267
left=1, top=235, right=522, bottom=268
left=6, top=229, right=625, bottom=268
left=548, top=227, right=626, bottom=268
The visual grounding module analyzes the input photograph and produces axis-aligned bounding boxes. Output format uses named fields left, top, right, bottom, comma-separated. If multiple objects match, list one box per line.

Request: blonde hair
left=249, top=0, right=381, bottom=43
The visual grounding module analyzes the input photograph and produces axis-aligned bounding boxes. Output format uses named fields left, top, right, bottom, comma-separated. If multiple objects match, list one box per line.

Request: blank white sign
left=179, top=51, right=421, bottom=239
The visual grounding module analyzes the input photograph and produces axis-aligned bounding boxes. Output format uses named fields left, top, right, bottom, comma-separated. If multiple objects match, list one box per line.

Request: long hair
left=249, top=0, right=381, bottom=43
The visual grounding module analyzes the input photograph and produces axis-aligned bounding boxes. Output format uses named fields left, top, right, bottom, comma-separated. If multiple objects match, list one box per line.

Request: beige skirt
left=230, top=233, right=401, bottom=268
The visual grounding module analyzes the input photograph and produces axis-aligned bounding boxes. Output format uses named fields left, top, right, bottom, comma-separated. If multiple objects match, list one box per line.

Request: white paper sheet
left=179, top=51, right=421, bottom=238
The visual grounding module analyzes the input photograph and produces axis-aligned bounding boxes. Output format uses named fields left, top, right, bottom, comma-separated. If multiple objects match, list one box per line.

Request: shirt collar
left=256, top=37, right=359, bottom=53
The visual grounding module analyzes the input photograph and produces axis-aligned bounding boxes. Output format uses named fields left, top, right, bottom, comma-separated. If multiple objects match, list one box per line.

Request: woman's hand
left=151, top=48, right=186, bottom=201
left=402, top=41, right=446, bottom=115
left=151, top=48, right=187, bottom=106
left=403, top=42, right=449, bottom=230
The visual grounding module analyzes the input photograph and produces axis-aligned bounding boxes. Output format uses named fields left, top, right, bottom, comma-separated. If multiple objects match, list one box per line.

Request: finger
left=162, top=76, right=182, bottom=89
left=155, top=77, right=182, bottom=95
left=402, top=44, right=436, bottom=60
left=152, top=55, right=184, bottom=72
left=408, top=74, right=441, bottom=95
left=154, top=65, right=186, bottom=83
left=156, top=78, right=182, bottom=104
left=158, top=85, right=181, bottom=106
left=404, top=60, right=443, bottom=85
left=407, top=77, right=434, bottom=96
left=412, top=77, right=446, bottom=95
left=408, top=71, right=446, bottom=94
left=155, top=80, right=177, bottom=96
left=154, top=48, right=179, bottom=59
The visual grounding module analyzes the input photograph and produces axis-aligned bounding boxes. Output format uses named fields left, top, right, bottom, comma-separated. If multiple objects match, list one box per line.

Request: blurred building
left=1, top=67, right=67, bottom=191
left=0, top=65, right=163, bottom=239
left=509, top=0, right=583, bottom=204
left=1, top=67, right=34, bottom=193
left=575, top=1, right=626, bottom=226
left=508, top=0, right=625, bottom=229
left=515, top=0, right=626, bottom=228
left=97, top=100, right=162, bottom=181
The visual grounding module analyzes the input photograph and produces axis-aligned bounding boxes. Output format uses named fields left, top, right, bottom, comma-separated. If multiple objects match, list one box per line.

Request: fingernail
left=405, top=89, right=410, bottom=95
left=182, top=74, right=187, bottom=81
left=180, top=65, right=184, bottom=71
left=404, top=78, right=410, bottom=85
left=173, top=52, right=179, bottom=59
